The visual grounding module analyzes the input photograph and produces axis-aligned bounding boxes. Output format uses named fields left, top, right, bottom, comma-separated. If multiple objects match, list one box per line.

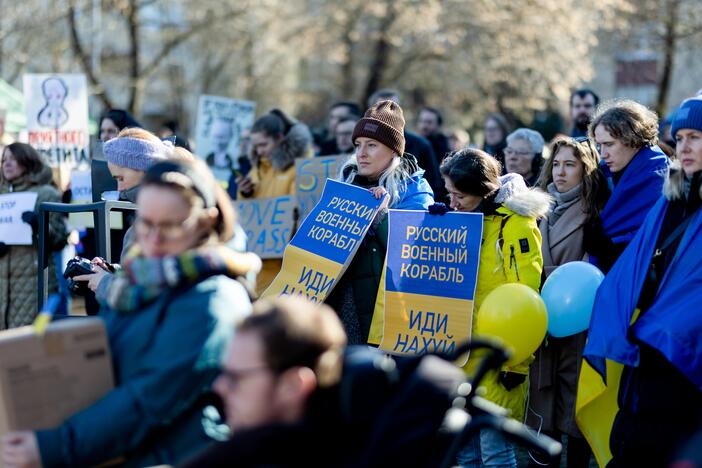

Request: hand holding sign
left=21, top=211, right=38, bottom=233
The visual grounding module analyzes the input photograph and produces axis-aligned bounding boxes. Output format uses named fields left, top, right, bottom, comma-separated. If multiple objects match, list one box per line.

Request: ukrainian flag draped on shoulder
left=590, top=146, right=668, bottom=269
left=577, top=196, right=702, bottom=466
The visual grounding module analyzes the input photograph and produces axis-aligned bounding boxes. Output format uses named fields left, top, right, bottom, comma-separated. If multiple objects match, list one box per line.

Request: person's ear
left=278, top=367, right=317, bottom=403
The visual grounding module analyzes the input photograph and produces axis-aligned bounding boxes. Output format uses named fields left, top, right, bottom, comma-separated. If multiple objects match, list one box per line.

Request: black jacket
left=404, top=131, right=443, bottom=199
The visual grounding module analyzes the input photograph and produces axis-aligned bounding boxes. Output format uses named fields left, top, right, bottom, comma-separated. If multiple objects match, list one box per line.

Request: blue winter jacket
left=395, top=171, right=435, bottom=210
left=36, top=276, right=252, bottom=468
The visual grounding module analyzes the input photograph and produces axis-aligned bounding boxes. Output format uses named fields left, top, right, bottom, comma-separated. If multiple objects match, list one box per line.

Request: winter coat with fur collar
left=0, top=165, right=66, bottom=329
left=462, top=174, right=552, bottom=421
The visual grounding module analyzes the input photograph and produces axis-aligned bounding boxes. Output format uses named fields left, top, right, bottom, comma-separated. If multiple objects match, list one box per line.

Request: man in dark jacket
left=180, top=297, right=348, bottom=467
left=570, top=88, right=599, bottom=138
left=367, top=90, right=444, bottom=200
left=318, top=102, right=362, bottom=156
left=417, top=106, right=450, bottom=201
left=417, top=106, right=451, bottom=162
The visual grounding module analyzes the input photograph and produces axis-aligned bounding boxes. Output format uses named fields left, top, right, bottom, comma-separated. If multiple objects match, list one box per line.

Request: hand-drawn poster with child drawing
left=195, top=95, right=256, bottom=184
left=23, top=74, right=90, bottom=170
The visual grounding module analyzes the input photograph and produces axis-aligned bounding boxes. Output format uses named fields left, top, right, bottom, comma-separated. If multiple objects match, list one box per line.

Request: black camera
left=64, top=257, right=95, bottom=295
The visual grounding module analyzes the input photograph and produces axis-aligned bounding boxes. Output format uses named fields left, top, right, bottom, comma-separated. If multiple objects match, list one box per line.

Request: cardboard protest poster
left=0, top=192, right=38, bottom=245
left=0, top=317, right=114, bottom=438
left=236, top=196, right=296, bottom=259
left=380, top=210, right=483, bottom=365
left=23, top=74, right=90, bottom=173
left=262, top=179, right=383, bottom=303
left=295, top=155, right=348, bottom=222
left=195, top=95, right=256, bottom=183
left=67, top=169, right=92, bottom=229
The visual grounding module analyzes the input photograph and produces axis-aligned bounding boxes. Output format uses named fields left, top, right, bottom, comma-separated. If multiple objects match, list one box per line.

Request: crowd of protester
left=1, top=83, right=701, bottom=468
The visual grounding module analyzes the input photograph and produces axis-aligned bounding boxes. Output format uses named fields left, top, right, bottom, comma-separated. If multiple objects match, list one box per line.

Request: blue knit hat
left=671, top=96, right=702, bottom=138
left=104, top=137, right=173, bottom=171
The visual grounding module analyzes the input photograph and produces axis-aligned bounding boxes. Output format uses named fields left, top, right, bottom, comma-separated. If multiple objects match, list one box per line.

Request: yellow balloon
left=475, top=283, right=548, bottom=366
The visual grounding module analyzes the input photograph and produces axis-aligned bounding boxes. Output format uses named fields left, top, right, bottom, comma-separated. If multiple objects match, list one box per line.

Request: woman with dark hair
left=2, top=159, right=257, bottom=468
left=238, top=109, right=313, bottom=294
left=438, top=148, right=550, bottom=467
left=327, top=100, right=434, bottom=345
left=99, top=109, right=142, bottom=142
left=526, top=137, right=608, bottom=468
left=237, top=109, right=312, bottom=200
left=0, top=143, right=66, bottom=329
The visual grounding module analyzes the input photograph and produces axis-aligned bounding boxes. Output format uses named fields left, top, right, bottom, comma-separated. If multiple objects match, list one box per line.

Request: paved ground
left=514, top=437, right=598, bottom=467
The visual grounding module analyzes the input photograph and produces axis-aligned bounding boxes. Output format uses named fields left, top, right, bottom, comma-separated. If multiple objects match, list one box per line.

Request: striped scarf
left=107, top=245, right=254, bottom=313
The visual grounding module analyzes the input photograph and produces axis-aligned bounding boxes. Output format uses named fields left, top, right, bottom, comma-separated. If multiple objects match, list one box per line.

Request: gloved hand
left=499, top=371, right=526, bottom=391
left=21, top=211, right=38, bottom=232
left=0, top=242, right=8, bottom=258
left=428, top=202, right=450, bottom=215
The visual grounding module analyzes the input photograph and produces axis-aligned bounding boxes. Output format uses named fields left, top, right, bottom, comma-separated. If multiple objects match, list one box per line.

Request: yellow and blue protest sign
left=263, top=179, right=383, bottom=302
left=295, top=155, right=348, bottom=222
left=237, top=196, right=296, bottom=259
left=380, top=210, right=483, bottom=365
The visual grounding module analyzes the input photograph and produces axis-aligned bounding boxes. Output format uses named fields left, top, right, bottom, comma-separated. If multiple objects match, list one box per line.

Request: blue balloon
left=541, top=261, right=604, bottom=337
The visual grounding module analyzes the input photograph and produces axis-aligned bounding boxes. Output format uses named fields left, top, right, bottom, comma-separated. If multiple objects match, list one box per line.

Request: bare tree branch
left=67, top=0, right=114, bottom=110
left=139, top=7, right=246, bottom=79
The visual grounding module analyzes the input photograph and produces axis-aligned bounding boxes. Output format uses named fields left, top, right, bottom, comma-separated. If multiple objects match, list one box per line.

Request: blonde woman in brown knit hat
left=325, top=100, right=434, bottom=344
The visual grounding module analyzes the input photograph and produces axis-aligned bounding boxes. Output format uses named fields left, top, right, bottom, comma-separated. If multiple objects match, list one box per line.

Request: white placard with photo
left=195, top=95, right=256, bottom=182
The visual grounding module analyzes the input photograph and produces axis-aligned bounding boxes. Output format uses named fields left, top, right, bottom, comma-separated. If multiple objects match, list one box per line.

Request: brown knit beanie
left=352, top=100, right=405, bottom=156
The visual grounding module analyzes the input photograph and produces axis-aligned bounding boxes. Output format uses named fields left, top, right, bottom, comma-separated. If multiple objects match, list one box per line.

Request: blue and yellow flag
left=379, top=210, right=483, bottom=366
left=577, top=195, right=702, bottom=466
left=263, top=179, right=383, bottom=302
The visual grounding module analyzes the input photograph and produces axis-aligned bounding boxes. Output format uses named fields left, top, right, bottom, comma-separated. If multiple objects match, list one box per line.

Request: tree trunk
left=362, top=2, right=398, bottom=106
left=126, top=0, right=141, bottom=115
left=340, top=10, right=360, bottom=100
left=656, top=0, right=678, bottom=117
left=67, top=0, right=114, bottom=110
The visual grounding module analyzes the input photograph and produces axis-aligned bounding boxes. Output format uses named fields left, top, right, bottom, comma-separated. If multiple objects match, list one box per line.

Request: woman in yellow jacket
left=440, top=148, right=551, bottom=467
left=238, top=109, right=313, bottom=294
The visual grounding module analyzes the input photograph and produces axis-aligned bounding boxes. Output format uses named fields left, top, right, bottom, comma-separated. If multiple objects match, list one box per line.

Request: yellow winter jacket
left=369, top=181, right=551, bottom=422
left=463, top=203, right=544, bottom=422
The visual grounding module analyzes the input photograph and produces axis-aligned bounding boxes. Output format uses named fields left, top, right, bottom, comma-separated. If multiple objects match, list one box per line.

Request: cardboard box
left=0, top=317, right=114, bottom=438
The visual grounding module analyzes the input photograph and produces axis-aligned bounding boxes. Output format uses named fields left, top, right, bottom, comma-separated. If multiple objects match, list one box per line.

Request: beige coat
left=528, top=198, right=588, bottom=437
left=540, top=197, right=588, bottom=277
left=0, top=166, right=66, bottom=329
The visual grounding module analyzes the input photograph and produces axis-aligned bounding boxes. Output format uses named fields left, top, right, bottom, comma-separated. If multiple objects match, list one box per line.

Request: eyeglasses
left=573, top=136, right=600, bottom=153
left=134, top=211, right=200, bottom=240
left=217, top=366, right=272, bottom=389
left=504, top=148, right=533, bottom=157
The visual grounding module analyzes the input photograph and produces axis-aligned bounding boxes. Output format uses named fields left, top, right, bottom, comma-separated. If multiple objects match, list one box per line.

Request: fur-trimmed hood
left=1, top=164, right=53, bottom=191
left=496, top=173, right=552, bottom=219
left=251, top=122, right=312, bottom=172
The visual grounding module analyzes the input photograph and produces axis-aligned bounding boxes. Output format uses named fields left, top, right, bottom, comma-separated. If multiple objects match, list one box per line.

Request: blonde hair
left=663, top=161, right=701, bottom=202
left=339, top=154, right=410, bottom=208
left=116, top=127, right=164, bottom=145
